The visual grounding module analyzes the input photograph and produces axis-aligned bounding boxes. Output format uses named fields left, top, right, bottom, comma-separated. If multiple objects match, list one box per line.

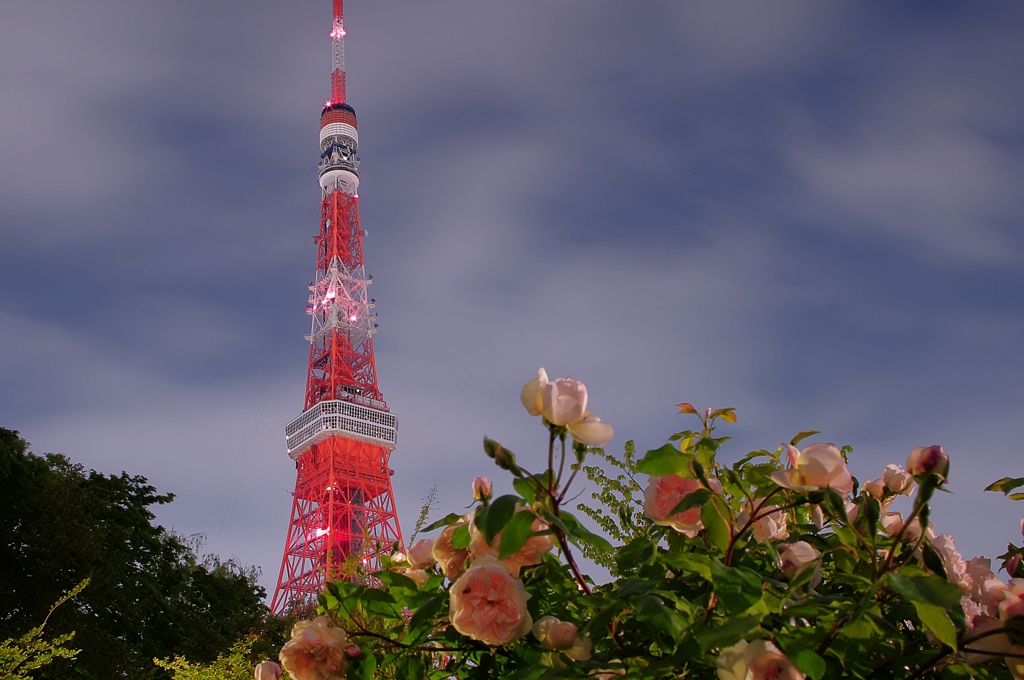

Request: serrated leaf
left=421, top=512, right=463, bottom=533
left=347, top=651, right=377, bottom=680
left=914, top=601, right=957, bottom=650
left=498, top=510, right=536, bottom=559
left=668, top=488, right=712, bottom=516
left=711, top=560, right=764, bottom=614
left=776, top=642, right=826, bottom=680
left=371, top=570, right=420, bottom=591
left=790, top=430, right=820, bottom=447
left=512, top=477, right=536, bottom=504
left=616, top=538, right=655, bottom=573
left=677, top=402, right=698, bottom=415
left=450, top=524, right=470, bottom=550
left=889, top=570, right=963, bottom=609
left=480, top=494, right=519, bottom=544
left=632, top=594, right=685, bottom=639
left=662, top=551, right=712, bottom=581
left=636, top=443, right=692, bottom=476
left=560, top=510, right=613, bottom=552
left=694, top=616, right=761, bottom=652
left=702, top=495, right=732, bottom=553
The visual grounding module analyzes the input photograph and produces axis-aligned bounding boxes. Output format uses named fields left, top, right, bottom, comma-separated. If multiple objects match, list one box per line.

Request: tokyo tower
left=272, top=0, right=403, bottom=613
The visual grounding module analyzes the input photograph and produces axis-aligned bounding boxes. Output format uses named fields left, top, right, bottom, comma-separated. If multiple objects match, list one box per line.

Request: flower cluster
left=275, top=368, right=1024, bottom=680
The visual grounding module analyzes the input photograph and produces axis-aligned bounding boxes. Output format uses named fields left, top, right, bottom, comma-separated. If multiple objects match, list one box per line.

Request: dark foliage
left=0, top=427, right=280, bottom=678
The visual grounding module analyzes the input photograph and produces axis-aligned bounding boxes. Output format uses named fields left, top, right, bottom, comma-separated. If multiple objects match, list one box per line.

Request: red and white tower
left=272, top=0, right=403, bottom=613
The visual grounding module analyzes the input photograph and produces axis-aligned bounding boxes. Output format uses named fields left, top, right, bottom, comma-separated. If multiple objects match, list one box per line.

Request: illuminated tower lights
left=272, top=0, right=403, bottom=613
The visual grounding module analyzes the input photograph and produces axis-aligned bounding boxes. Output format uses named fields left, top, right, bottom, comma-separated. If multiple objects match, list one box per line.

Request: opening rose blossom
left=531, top=615, right=592, bottom=660
left=519, top=368, right=614, bottom=446
left=644, top=474, right=723, bottom=538
left=472, top=476, right=493, bottom=501
left=717, top=639, right=806, bottom=680
left=737, top=501, right=789, bottom=544
left=772, top=443, right=854, bottom=495
left=449, top=556, right=532, bottom=646
left=279, top=616, right=349, bottom=680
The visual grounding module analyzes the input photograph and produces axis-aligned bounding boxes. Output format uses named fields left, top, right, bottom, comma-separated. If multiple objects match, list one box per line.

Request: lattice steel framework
left=272, top=0, right=403, bottom=614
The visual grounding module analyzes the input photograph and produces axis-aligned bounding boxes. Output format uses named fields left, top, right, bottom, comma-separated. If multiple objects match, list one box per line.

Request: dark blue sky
left=3, top=1, right=1023, bottom=595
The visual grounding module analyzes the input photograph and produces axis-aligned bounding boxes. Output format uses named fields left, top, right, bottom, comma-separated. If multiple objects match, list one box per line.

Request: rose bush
left=277, top=369, right=1024, bottom=680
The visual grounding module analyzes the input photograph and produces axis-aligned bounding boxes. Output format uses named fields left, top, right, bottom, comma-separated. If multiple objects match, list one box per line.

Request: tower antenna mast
left=330, top=0, right=346, bottom=104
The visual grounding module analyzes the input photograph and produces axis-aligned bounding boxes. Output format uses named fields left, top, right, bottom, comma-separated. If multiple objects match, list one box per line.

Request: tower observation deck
left=271, top=0, right=403, bottom=613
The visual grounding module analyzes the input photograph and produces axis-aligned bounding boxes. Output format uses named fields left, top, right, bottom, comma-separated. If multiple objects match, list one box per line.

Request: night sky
left=3, top=1, right=1024, bottom=596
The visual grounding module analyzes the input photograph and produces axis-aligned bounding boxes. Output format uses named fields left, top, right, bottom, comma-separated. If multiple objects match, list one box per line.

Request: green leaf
left=479, top=494, right=519, bottom=544
left=636, top=443, right=692, bottom=476
left=694, top=616, right=761, bottom=652
left=498, top=511, right=537, bottom=559
left=662, top=552, right=712, bottom=581
left=560, top=510, right=613, bottom=552
left=512, top=478, right=536, bottom=504
left=420, top=512, right=462, bottom=533
left=347, top=652, right=377, bottom=680
left=450, top=524, right=470, bottom=550
left=668, top=488, right=712, bottom=516
left=985, top=476, right=1024, bottom=496
left=615, top=539, right=655, bottom=573
left=702, top=495, right=732, bottom=553
left=632, top=594, right=685, bottom=639
left=710, top=560, right=764, bottom=614
left=888, top=569, right=963, bottom=609
left=408, top=594, right=445, bottom=630
left=914, top=601, right=957, bottom=650
left=790, top=430, right=820, bottom=447
left=371, top=570, right=420, bottom=591
left=776, top=641, right=826, bottom=680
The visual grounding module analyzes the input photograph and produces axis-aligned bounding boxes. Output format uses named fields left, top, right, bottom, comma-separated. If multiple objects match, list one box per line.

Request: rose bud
left=907, top=445, right=949, bottom=480
left=472, top=476, right=493, bottom=502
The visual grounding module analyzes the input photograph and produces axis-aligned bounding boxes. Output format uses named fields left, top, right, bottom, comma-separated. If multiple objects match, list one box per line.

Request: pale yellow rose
left=449, top=556, right=532, bottom=646
left=279, top=616, right=349, bottom=680
left=519, top=368, right=613, bottom=446
left=717, top=639, right=805, bottom=680
left=771, top=443, right=854, bottom=495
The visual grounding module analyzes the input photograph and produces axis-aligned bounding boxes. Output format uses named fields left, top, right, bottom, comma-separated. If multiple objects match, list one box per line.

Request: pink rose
left=643, top=475, right=723, bottom=538
left=930, top=534, right=970, bottom=592
left=771, top=443, right=854, bottom=496
left=882, top=464, right=915, bottom=495
left=255, top=661, right=282, bottom=680
left=862, top=477, right=886, bottom=501
left=279, top=616, right=349, bottom=680
left=998, top=579, right=1024, bottom=621
left=907, top=445, right=949, bottom=479
left=472, top=476, right=493, bottom=501
left=400, top=568, right=430, bottom=588
left=519, top=368, right=613, bottom=446
left=717, top=640, right=806, bottom=680
left=779, top=541, right=822, bottom=588
left=432, top=518, right=470, bottom=581
left=449, top=556, right=532, bottom=646
left=468, top=509, right=554, bottom=578
left=532, top=615, right=592, bottom=660
left=962, top=615, right=1024, bottom=678
left=406, top=538, right=435, bottom=568
left=737, top=502, right=789, bottom=543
